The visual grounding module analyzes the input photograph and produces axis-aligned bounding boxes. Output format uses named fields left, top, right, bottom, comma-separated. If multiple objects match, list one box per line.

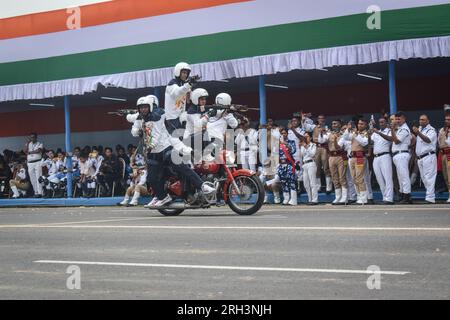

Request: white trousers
left=364, top=159, right=373, bottom=199
left=240, top=151, right=257, bottom=172
left=418, top=154, right=437, bottom=203
left=27, top=161, right=43, bottom=195
left=373, top=154, right=394, bottom=202
left=393, top=153, right=411, bottom=194
left=303, top=162, right=319, bottom=203
left=346, top=162, right=357, bottom=201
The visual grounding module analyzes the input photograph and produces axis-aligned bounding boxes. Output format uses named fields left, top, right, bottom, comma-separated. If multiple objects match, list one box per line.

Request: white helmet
left=215, top=93, right=232, bottom=106
left=191, top=88, right=209, bottom=105
left=136, top=95, right=159, bottom=112
left=174, top=62, right=191, bottom=78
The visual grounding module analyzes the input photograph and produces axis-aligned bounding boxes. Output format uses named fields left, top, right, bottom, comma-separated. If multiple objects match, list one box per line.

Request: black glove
left=206, top=108, right=217, bottom=118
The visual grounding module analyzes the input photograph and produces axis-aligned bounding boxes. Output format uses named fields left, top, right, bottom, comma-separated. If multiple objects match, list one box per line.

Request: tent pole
left=259, top=75, right=268, bottom=163
left=64, top=96, right=73, bottom=199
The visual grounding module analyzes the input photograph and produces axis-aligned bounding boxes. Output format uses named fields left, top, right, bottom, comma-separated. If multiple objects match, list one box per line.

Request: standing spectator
left=236, top=118, right=259, bottom=172
left=371, top=117, right=394, bottom=204
left=342, top=119, right=369, bottom=205
left=391, top=112, right=413, bottom=204
left=300, top=132, right=319, bottom=205
left=438, top=113, right=450, bottom=203
left=23, top=133, right=44, bottom=197
left=412, top=115, right=438, bottom=204
left=278, top=128, right=298, bottom=205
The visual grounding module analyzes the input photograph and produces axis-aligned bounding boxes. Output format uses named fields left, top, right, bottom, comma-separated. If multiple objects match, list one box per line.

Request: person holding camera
left=371, top=117, right=394, bottom=204
left=342, top=119, right=370, bottom=205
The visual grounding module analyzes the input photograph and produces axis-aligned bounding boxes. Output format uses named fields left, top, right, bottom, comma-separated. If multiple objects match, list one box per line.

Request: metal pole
left=154, top=87, right=161, bottom=102
left=64, top=96, right=73, bottom=198
left=389, top=60, right=398, bottom=115
left=259, top=75, right=268, bottom=163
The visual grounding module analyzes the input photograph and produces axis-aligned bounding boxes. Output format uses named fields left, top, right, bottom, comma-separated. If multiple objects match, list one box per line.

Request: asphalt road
left=0, top=204, right=449, bottom=300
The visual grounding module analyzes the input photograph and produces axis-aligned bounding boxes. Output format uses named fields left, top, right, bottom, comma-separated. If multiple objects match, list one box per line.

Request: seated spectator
left=78, top=153, right=96, bottom=198
left=119, top=165, right=148, bottom=206
left=97, top=147, right=121, bottom=197
left=117, top=147, right=130, bottom=166
left=9, top=163, right=31, bottom=199
left=0, top=156, right=12, bottom=197
left=259, top=158, right=281, bottom=204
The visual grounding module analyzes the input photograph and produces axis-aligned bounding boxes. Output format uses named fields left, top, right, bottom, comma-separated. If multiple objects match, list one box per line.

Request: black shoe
left=33, top=194, right=42, bottom=198
left=367, top=199, right=375, bottom=205
left=424, top=200, right=435, bottom=205
left=308, top=202, right=319, bottom=206
left=397, top=193, right=404, bottom=202
left=382, top=201, right=395, bottom=205
left=347, top=199, right=357, bottom=204
left=399, top=194, right=412, bottom=204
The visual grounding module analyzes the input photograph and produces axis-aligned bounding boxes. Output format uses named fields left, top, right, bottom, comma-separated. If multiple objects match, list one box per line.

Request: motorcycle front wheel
left=226, top=174, right=264, bottom=215
left=157, top=208, right=184, bottom=216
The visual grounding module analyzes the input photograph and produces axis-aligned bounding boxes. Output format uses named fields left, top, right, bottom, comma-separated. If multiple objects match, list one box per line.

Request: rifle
left=107, top=109, right=138, bottom=116
left=204, top=104, right=259, bottom=113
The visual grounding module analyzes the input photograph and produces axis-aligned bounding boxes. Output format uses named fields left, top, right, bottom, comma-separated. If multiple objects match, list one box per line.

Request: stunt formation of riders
left=120, top=62, right=264, bottom=214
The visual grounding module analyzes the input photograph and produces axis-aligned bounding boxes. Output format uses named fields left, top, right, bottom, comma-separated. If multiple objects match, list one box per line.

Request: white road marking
left=2, top=225, right=450, bottom=231
left=34, top=260, right=410, bottom=275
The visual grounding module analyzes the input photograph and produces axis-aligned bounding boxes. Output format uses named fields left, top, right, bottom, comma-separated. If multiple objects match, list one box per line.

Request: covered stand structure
left=0, top=0, right=449, bottom=206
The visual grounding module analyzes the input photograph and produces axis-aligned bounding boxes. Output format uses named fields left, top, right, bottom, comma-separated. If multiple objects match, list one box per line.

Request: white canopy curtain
left=1, top=35, right=449, bottom=102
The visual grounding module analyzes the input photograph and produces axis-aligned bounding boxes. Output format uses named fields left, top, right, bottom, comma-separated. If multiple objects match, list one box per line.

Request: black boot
left=400, top=193, right=412, bottom=204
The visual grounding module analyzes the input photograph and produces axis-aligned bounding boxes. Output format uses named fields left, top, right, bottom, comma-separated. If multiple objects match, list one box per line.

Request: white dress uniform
left=338, top=137, right=357, bottom=202
left=371, top=128, right=394, bottom=202
left=235, top=128, right=259, bottom=172
left=26, top=141, right=44, bottom=196
left=392, top=123, right=412, bottom=195
left=415, top=124, right=437, bottom=203
left=300, top=143, right=319, bottom=203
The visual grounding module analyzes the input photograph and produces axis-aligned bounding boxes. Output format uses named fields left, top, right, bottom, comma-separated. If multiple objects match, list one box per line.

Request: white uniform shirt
left=415, top=124, right=437, bottom=156
left=164, top=79, right=192, bottom=120
left=300, top=143, right=317, bottom=162
left=79, top=160, right=96, bottom=177
left=26, top=141, right=43, bottom=162
left=235, top=128, right=259, bottom=154
left=206, top=111, right=238, bottom=141
left=371, top=127, right=392, bottom=155
left=342, top=130, right=369, bottom=147
left=392, top=123, right=411, bottom=153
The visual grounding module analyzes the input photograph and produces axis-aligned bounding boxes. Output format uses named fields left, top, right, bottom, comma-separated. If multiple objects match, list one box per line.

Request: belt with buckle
left=303, top=160, right=314, bottom=165
left=374, top=152, right=391, bottom=158
left=417, top=151, right=436, bottom=160
left=27, top=159, right=42, bottom=164
left=392, top=150, right=409, bottom=156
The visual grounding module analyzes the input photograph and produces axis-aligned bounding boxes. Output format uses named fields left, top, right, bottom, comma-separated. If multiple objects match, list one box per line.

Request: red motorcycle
left=148, top=150, right=265, bottom=216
